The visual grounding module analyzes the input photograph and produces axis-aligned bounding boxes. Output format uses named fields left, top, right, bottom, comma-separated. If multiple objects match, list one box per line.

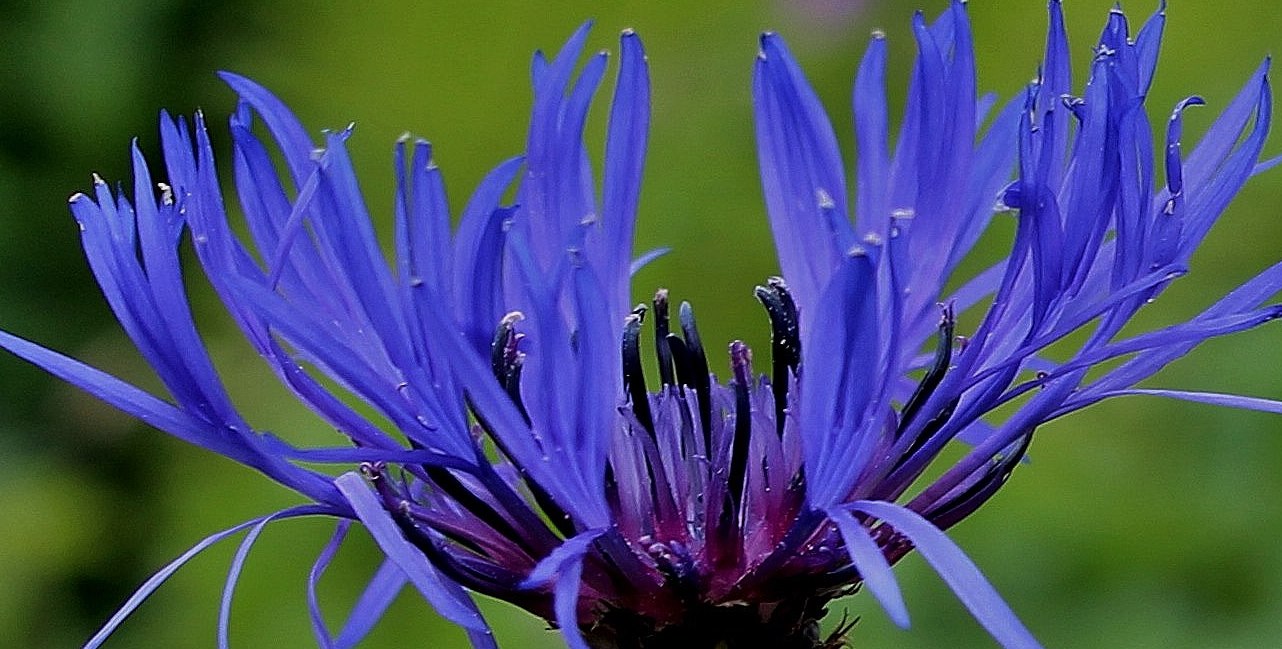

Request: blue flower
left=2, top=2, right=1279, bottom=648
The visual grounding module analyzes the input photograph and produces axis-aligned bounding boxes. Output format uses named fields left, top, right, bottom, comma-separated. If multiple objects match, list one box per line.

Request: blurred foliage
left=0, top=1, right=1279, bottom=647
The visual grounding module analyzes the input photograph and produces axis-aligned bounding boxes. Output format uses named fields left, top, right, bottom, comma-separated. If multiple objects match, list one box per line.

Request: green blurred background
left=1, top=1, right=1280, bottom=647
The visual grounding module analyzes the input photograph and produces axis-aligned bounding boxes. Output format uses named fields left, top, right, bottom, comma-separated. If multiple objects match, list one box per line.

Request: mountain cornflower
left=3, top=1, right=1279, bottom=647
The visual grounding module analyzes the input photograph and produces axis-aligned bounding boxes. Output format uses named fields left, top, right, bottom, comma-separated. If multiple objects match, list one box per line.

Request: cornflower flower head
left=3, top=1, right=1279, bottom=647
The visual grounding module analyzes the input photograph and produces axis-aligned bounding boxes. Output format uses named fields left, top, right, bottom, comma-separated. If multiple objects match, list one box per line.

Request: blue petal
left=1055, top=307, right=1282, bottom=379
left=601, top=29, right=652, bottom=315
left=940, top=93, right=1022, bottom=297
left=400, top=139, right=453, bottom=294
left=521, top=529, right=606, bottom=649
left=83, top=505, right=328, bottom=649
left=315, top=131, right=422, bottom=379
left=754, top=32, right=852, bottom=320
left=853, top=32, right=890, bottom=241
left=229, top=278, right=471, bottom=458
left=129, top=144, right=242, bottom=426
left=307, top=520, right=351, bottom=649
left=1180, top=58, right=1270, bottom=193
left=334, top=560, right=407, bottom=649
left=228, top=113, right=295, bottom=279
left=258, top=434, right=473, bottom=469
left=628, top=246, right=670, bottom=276
left=218, top=513, right=283, bottom=649
left=1254, top=153, right=1282, bottom=176
left=1134, top=0, right=1166, bottom=94
left=414, top=283, right=589, bottom=521
left=219, top=71, right=317, bottom=187
left=73, top=180, right=235, bottom=427
left=556, top=49, right=609, bottom=234
left=519, top=21, right=594, bottom=268
left=570, top=264, right=619, bottom=498
left=1180, top=70, right=1271, bottom=258
left=800, top=252, right=879, bottom=506
left=1039, top=0, right=1071, bottom=188
left=1112, top=89, right=1156, bottom=287
left=552, top=554, right=589, bottom=649
left=334, top=472, right=491, bottom=634
left=451, top=156, right=523, bottom=350
left=898, top=3, right=986, bottom=323
left=828, top=507, right=909, bottom=628
left=1101, top=388, right=1282, bottom=414
left=850, top=501, right=1042, bottom=649
left=1076, top=261, right=1282, bottom=402
left=0, top=330, right=243, bottom=459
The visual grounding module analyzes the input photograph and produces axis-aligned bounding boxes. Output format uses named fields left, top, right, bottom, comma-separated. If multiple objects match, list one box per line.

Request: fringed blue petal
left=850, top=501, right=1042, bottom=649
left=601, top=29, right=651, bottom=319
left=1112, top=85, right=1155, bottom=288
left=1255, top=152, right=1282, bottom=176
left=315, top=130, right=422, bottom=378
left=1014, top=91, right=1065, bottom=332
left=1039, top=0, right=1071, bottom=188
left=897, top=2, right=987, bottom=328
left=1056, top=55, right=1113, bottom=296
left=218, top=72, right=317, bottom=186
left=1073, top=260, right=1282, bottom=406
left=128, top=144, right=242, bottom=426
left=83, top=505, right=330, bottom=649
left=943, top=93, right=1022, bottom=282
left=800, top=252, right=878, bottom=506
left=754, top=32, right=852, bottom=321
left=334, top=560, right=407, bottom=649
left=404, top=139, right=453, bottom=295
left=230, top=278, right=466, bottom=456
left=1101, top=389, right=1282, bottom=414
left=452, top=157, right=524, bottom=351
left=0, top=329, right=243, bottom=460
left=218, top=512, right=283, bottom=649
left=519, top=21, right=594, bottom=269
left=570, top=264, right=619, bottom=502
left=258, top=435, right=473, bottom=469
left=72, top=168, right=243, bottom=433
left=828, top=507, right=909, bottom=628
left=1149, top=95, right=1204, bottom=270
left=1134, top=1, right=1166, bottom=94
left=521, top=529, right=606, bottom=649
left=307, top=520, right=351, bottom=649
left=1030, top=307, right=1282, bottom=388
left=853, top=32, right=890, bottom=242
left=500, top=230, right=612, bottom=526
left=415, top=281, right=595, bottom=524
left=1180, top=58, right=1270, bottom=192
left=628, top=246, right=669, bottom=276
left=1180, top=69, right=1271, bottom=259
left=334, top=472, right=492, bottom=635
